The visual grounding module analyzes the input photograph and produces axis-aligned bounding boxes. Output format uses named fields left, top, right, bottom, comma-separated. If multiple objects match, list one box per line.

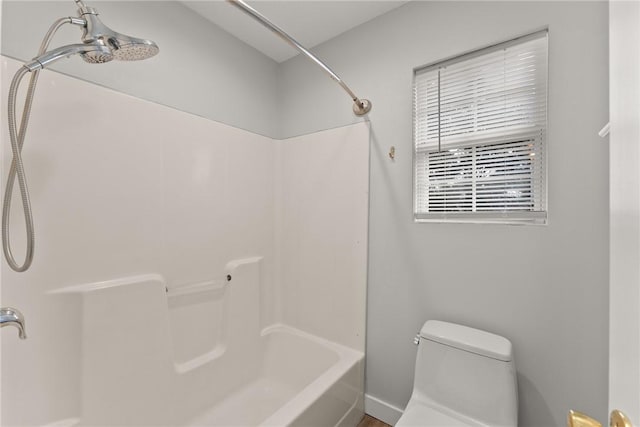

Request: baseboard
left=364, top=394, right=404, bottom=426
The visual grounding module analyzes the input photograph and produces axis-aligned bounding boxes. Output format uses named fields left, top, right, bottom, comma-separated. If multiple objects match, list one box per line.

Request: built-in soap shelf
left=166, top=278, right=228, bottom=298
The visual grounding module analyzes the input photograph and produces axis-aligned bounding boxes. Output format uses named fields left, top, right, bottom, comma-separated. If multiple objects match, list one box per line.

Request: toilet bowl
left=396, top=320, right=518, bottom=427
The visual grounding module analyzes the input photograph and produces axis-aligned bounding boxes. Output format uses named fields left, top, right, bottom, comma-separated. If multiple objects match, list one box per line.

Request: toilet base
left=396, top=402, right=481, bottom=427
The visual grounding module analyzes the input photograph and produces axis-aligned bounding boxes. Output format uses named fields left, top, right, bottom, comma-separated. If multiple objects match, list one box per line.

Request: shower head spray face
left=80, top=47, right=114, bottom=64
left=79, top=7, right=159, bottom=61
left=106, top=34, right=159, bottom=61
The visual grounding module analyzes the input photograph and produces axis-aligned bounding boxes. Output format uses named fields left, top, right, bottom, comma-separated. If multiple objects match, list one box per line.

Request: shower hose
left=2, top=17, right=76, bottom=272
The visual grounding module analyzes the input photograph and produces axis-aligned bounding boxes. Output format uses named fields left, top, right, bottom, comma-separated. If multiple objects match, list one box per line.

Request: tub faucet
left=0, top=307, right=26, bottom=339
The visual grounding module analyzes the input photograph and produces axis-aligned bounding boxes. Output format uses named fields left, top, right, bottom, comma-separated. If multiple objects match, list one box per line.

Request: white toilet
left=396, top=320, right=518, bottom=427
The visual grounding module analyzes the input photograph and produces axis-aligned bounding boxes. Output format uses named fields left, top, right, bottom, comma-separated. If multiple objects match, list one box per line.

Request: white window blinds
left=413, top=31, right=548, bottom=223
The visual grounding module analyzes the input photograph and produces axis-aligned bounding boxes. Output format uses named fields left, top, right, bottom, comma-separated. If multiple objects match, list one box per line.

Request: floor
left=358, top=414, right=392, bottom=427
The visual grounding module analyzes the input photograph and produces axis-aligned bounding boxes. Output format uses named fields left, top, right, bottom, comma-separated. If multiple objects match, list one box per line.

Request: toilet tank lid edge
left=420, top=320, right=513, bottom=362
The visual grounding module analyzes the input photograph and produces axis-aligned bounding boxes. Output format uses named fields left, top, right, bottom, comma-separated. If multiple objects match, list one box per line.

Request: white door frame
left=609, top=0, right=640, bottom=423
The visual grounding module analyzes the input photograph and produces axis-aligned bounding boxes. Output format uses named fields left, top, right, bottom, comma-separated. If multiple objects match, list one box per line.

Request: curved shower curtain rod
left=227, top=0, right=372, bottom=116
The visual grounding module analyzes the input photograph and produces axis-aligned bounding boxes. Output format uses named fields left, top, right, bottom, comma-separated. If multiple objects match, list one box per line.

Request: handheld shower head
left=2, top=2, right=159, bottom=273
left=79, top=6, right=159, bottom=61
left=24, top=43, right=113, bottom=71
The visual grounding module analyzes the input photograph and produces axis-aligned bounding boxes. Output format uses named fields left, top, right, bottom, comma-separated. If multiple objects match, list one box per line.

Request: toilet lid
left=396, top=404, right=481, bottom=427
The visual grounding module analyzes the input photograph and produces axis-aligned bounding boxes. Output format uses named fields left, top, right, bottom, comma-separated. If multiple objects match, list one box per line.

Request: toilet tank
left=413, top=321, right=518, bottom=427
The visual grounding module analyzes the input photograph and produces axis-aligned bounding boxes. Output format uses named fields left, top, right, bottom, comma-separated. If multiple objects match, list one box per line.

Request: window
left=413, top=31, right=548, bottom=224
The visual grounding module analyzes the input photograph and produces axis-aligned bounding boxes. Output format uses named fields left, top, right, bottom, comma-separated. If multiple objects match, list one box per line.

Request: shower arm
left=227, top=0, right=372, bottom=116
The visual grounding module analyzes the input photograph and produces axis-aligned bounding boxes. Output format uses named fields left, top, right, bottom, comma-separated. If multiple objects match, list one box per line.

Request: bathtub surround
left=277, top=2, right=608, bottom=426
left=0, top=56, right=369, bottom=426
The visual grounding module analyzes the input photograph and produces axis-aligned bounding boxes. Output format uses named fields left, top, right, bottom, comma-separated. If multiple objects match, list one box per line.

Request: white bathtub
left=40, top=262, right=364, bottom=427
left=187, top=325, right=364, bottom=427
left=48, top=325, right=363, bottom=427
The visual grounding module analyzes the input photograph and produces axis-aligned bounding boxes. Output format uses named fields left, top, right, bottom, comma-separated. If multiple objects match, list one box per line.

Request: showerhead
left=79, top=6, right=159, bottom=61
left=106, top=34, right=159, bottom=61
left=21, top=4, right=158, bottom=72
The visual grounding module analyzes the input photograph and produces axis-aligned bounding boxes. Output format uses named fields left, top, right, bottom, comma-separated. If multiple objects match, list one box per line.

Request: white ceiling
left=181, top=1, right=408, bottom=63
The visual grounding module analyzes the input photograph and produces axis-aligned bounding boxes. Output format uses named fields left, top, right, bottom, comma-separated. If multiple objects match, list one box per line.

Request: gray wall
left=1, top=1, right=279, bottom=137
left=278, top=2, right=609, bottom=426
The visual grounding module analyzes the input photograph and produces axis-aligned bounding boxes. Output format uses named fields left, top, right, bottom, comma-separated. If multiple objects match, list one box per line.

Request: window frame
left=412, top=29, right=549, bottom=225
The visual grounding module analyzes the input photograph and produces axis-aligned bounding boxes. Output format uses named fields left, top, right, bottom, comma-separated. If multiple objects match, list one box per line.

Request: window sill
left=414, top=212, right=547, bottom=226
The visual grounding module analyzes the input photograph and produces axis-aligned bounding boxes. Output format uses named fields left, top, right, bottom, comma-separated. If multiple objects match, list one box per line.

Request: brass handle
left=567, top=410, right=633, bottom=427
left=610, top=410, right=632, bottom=427
left=568, top=410, right=602, bottom=427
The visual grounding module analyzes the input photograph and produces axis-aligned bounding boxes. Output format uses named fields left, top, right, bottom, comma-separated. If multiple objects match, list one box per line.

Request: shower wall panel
left=0, top=55, right=276, bottom=426
left=275, top=124, right=369, bottom=352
